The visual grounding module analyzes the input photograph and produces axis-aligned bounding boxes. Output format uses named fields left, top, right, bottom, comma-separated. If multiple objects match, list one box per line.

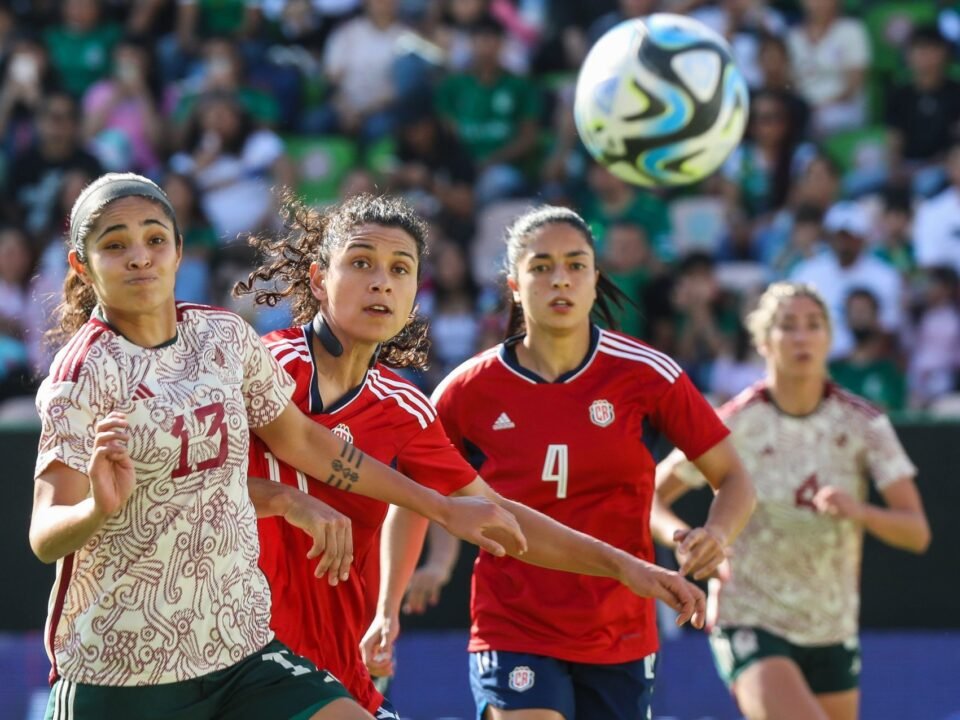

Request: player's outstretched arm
left=30, top=412, right=136, bottom=563
left=653, top=439, right=755, bottom=580
left=247, top=476, right=354, bottom=585
left=455, top=477, right=706, bottom=628
left=253, top=402, right=528, bottom=557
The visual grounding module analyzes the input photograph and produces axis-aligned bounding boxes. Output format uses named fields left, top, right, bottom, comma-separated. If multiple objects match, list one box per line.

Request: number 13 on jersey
left=542, top=444, right=569, bottom=498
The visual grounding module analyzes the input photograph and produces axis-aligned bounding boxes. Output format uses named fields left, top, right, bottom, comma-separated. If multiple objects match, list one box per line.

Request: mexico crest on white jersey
left=332, top=423, right=353, bottom=443
left=508, top=665, right=535, bottom=692
left=589, top=399, right=615, bottom=427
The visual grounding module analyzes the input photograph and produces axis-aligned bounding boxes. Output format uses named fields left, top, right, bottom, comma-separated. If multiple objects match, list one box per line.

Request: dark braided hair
left=235, top=190, right=432, bottom=369
left=503, top=205, right=630, bottom=338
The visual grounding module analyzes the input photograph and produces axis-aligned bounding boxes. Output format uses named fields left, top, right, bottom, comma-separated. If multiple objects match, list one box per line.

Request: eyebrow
left=529, top=250, right=590, bottom=260
left=345, top=241, right=417, bottom=262
left=95, top=218, right=171, bottom=242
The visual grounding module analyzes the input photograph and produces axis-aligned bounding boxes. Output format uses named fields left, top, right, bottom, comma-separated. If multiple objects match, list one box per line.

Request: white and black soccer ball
left=574, top=14, right=750, bottom=188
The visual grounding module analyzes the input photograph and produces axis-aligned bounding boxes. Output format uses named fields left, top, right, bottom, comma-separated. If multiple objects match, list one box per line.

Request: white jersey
left=677, top=382, right=915, bottom=645
left=34, top=303, right=295, bottom=686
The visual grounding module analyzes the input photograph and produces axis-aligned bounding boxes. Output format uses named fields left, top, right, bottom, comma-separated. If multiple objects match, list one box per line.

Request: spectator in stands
left=906, top=266, right=960, bottom=408
left=389, top=99, right=476, bottom=246
left=0, top=32, right=60, bottom=159
left=580, top=163, right=672, bottom=260
left=43, top=0, right=121, bottom=98
left=708, top=323, right=766, bottom=404
left=787, top=0, right=870, bottom=137
left=169, top=92, right=295, bottom=243
left=172, top=36, right=281, bottom=142
left=601, top=220, right=661, bottom=340
left=692, top=0, right=788, bottom=89
left=586, top=0, right=660, bottom=49
left=672, top=251, right=741, bottom=389
left=768, top=204, right=826, bottom=278
left=308, top=0, right=410, bottom=141
left=885, top=25, right=960, bottom=198
left=429, top=0, right=531, bottom=74
left=912, top=139, right=960, bottom=275
left=755, top=32, right=809, bottom=136
left=2, top=91, right=103, bottom=237
left=170, top=0, right=263, bottom=76
left=0, top=223, right=36, bottom=402
left=437, top=13, right=540, bottom=206
left=163, top=172, right=218, bottom=304
left=82, top=36, right=164, bottom=176
left=791, top=201, right=903, bottom=358
left=829, top=288, right=906, bottom=411
left=873, top=187, right=917, bottom=278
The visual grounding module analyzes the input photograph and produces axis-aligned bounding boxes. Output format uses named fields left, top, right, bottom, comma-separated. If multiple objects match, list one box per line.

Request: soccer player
left=28, top=173, right=528, bottom=720
left=366, top=205, right=756, bottom=720
left=234, top=193, right=712, bottom=719
left=653, top=282, right=931, bottom=720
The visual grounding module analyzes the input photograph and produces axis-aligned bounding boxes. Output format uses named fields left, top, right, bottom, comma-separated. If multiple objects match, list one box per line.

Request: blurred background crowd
left=1, top=0, right=959, bottom=420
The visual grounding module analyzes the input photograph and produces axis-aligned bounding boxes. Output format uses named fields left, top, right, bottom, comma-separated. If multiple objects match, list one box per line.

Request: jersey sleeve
left=864, top=414, right=917, bottom=491
left=430, top=374, right=467, bottom=455
left=34, top=367, right=102, bottom=479
left=396, top=415, right=477, bottom=495
left=650, top=372, right=729, bottom=461
left=240, top=318, right=295, bottom=428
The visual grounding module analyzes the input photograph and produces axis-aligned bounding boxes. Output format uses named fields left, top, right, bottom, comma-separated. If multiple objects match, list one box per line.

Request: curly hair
left=235, top=190, right=432, bottom=369
left=502, top=205, right=629, bottom=338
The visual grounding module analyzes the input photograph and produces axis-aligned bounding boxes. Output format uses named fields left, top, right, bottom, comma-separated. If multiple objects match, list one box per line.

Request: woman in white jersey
left=28, top=172, right=527, bottom=720
left=653, top=282, right=931, bottom=720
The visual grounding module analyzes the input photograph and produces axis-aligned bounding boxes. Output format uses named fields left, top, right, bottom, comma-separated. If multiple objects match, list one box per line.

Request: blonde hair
left=745, top=282, right=832, bottom=349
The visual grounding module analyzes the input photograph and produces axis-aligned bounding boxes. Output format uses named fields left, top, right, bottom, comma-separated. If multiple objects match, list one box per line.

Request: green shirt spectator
left=44, top=23, right=121, bottom=97
left=437, top=71, right=541, bottom=166
left=178, top=0, right=261, bottom=38
left=174, top=87, right=280, bottom=128
left=829, top=358, right=907, bottom=411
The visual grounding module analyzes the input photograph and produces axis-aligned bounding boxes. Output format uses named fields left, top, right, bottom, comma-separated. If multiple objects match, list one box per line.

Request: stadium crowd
left=1, top=0, right=959, bottom=416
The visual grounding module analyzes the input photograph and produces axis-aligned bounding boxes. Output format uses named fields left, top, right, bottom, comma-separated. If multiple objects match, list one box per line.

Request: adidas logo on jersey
left=492, top=412, right=515, bottom=430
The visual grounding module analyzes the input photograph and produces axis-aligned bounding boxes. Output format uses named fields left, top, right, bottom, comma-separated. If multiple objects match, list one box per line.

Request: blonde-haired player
left=653, top=281, right=930, bottom=720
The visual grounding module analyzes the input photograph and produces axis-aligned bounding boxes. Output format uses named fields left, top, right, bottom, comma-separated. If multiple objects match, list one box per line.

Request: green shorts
left=44, top=639, right=354, bottom=720
left=709, top=626, right=861, bottom=695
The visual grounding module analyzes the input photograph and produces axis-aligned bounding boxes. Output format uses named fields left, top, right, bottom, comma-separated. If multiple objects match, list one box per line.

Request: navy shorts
left=469, top=650, right=657, bottom=720
left=374, top=698, right=401, bottom=719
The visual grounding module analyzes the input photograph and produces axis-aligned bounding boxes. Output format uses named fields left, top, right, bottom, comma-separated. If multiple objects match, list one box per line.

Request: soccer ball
left=574, top=13, right=750, bottom=188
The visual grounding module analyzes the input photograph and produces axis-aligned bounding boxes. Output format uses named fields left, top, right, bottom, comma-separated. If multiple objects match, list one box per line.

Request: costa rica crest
left=332, top=423, right=353, bottom=443
left=589, top=399, right=615, bottom=427
left=508, top=665, right=535, bottom=692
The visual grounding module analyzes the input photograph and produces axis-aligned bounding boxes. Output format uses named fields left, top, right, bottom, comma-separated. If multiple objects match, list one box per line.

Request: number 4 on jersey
left=542, top=444, right=569, bottom=498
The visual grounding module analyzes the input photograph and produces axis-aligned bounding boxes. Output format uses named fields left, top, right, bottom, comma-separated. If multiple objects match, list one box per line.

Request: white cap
left=823, top=201, right=870, bottom=238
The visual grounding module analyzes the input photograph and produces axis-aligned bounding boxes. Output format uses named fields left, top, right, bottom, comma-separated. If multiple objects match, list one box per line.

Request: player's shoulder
left=46, top=317, right=116, bottom=384
left=594, top=328, right=683, bottom=384
left=261, top=325, right=311, bottom=368
left=430, top=345, right=503, bottom=404
left=717, top=381, right=770, bottom=422
left=826, top=382, right=884, bottom=421
left=367, top=365, right=438, bottom=429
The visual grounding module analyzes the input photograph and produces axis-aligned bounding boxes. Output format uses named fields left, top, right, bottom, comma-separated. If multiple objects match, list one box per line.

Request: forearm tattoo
left=325, top=441, right=364, bottom=491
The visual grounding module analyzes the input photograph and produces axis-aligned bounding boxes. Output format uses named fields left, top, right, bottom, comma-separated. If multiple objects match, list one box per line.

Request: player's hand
left=619, top=557, right=706, bottom=629
left=438, top=496, right=527, bottom=558
left=813, top=486, right=864, bottom=523
left=360, top=614, right=399, bottom=678
left=403, top=563, right=451, bottom=615
left=88, top=412, right=136, bottom=518
left=674, top=526, right=728, bottom=580
left=283, top=496, right=353, bottom=585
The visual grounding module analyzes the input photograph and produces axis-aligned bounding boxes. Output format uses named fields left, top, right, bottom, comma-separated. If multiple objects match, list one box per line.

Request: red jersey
left=249, top=324, right=476, bottom=712
left=432, top=326, right=729, bottom=664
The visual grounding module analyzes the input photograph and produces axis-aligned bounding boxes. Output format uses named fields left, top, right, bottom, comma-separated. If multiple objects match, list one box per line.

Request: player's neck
left=98, top=302, right=177, bottom=348
left=517, top=323, right=591, bottom=382
left=766, top=371, right=827, bottom=416
left=311, top=331, right=376, bottom=404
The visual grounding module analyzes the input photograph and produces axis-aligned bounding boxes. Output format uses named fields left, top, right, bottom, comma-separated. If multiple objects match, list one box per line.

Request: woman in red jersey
left=234, top=193, right=710, bottom=719
left=654, top=282, right=930, bottom=720
left=28, top=173, right=527, bottom=720
left=366, top=205, right=756, bottom=720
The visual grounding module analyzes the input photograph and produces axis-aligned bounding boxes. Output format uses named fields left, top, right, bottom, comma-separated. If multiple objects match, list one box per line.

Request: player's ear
left=506, top=275, right=520, bottom=303
left=308, top=262, right=328, bottom=303
left=68, top=249, right=90, bottom=284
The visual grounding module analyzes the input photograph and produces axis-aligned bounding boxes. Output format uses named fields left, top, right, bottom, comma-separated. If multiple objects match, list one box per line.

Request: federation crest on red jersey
left=588, top=399, right=615, bottom=427
left=332, top=422, right=353, bottom=443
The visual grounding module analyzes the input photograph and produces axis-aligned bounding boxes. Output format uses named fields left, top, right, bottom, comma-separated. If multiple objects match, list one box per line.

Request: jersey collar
left=302, top=321, right=370, bottom=414
left=498, top=324, right=600, bottom=384
left=91, top=305, right=179, bottom=349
